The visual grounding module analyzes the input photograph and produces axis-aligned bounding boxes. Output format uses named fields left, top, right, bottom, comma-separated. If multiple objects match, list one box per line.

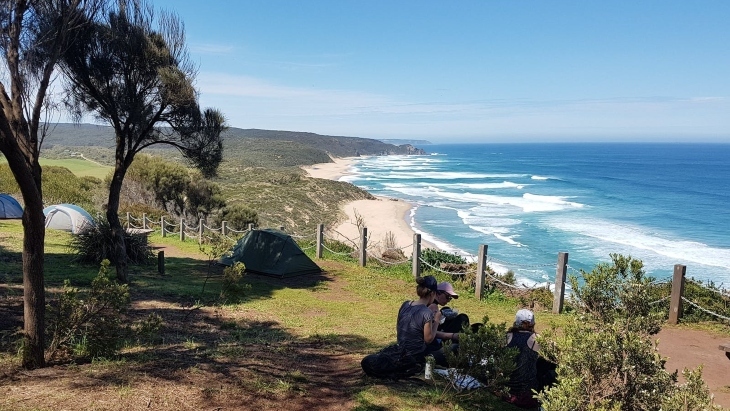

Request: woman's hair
left=415, top=275, right=437, bottom=298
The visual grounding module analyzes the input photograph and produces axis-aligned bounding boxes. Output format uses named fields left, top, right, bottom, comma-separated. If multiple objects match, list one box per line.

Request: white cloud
left=196, top=72, right=730, bottom=141
left=189, top=43, right=235, bottom=55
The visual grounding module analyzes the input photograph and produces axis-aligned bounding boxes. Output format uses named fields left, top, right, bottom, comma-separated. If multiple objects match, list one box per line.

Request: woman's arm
left=424, top=311, right=442, bottom=343
left=435, top=330, right=459, bottom=341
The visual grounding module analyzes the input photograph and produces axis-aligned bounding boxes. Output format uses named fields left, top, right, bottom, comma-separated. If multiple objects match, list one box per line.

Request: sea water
left=340, top=143, right=730, bottom=286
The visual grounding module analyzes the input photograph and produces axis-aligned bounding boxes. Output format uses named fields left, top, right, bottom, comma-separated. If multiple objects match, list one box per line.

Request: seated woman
left=396, top=275, right=442, bottom=365
left=361, top=275, right=442, bottom=379
left=505, top=309, right=541, bottom=409
left=426, top=281, right=470, bottom=366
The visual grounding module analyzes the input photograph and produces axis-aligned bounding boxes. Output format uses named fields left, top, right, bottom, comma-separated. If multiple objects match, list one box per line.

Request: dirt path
left=657, top=327, right=730, bottom=408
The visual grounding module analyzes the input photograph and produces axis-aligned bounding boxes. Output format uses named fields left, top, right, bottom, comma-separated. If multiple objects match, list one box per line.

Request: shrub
left=661, top=367, right=723, bottom=411
left=220, top=262, right=251, bottom=303
left=215, top=203, right=259, bottom=231
left=569, top=253, right=663, bottom=334
left=46, top=260, right=131, bottom=361
left=442, top=316, right=517, bottom=394
left=537, top=317, right=676, bottom=411
left=420, top=248, right=467, bottom=269
left=70, top=217, right=154, bottom=264
left=132, top=313, right=163, bottom=345
left=537, top=254, right=719, bottom=411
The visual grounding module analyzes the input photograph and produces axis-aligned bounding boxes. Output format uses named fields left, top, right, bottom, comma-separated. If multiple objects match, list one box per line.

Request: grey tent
left=219, top=228, right=321, bottom=277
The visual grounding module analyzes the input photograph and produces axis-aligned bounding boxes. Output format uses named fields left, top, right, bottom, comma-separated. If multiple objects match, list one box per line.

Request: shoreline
left=302, top=157, right=438, bottom=256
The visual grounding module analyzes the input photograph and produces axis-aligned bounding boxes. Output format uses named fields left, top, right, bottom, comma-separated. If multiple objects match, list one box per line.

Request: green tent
left=219, top=228, right=321, bottom=277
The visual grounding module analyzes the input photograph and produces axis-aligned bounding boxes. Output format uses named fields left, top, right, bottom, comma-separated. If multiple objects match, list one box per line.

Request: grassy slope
left=38, top=158, right=112, bottom=179
left=0, top=218, right=535, bottom=411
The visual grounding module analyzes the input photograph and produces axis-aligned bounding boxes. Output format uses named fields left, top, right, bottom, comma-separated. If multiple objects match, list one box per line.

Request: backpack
left=361, top=343, right=424, bottom=380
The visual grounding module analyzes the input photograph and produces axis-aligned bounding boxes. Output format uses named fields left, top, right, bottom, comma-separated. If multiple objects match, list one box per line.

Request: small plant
left=220, top=262, right=250, bottom=302
left=569, top=253, right=663, bottom=334
left=133, top=313, right=163, bottom=345
left=380, top=231, right=406, bottom=261
left=46, top=260, right=131, bottom=361
left=661, top=366, right=723, bottom=411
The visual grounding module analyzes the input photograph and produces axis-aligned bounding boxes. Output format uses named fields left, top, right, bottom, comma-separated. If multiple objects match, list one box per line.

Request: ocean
left=339, top=143, right=730, bottom=286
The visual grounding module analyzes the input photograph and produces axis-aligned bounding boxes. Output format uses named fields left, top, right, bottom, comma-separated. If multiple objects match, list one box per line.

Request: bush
left=220, top=262, right=251, bottom=303
left=70, top=217, right=154, bottom=264
left=537, top=317, right=676, bottom=411
left=442, top=316, right=517, bottom=394
left=537, top=254, right=719, bottom=410
left=215, top=203, right=259, bottom=231
left=46, top=260, right=130, bottom=361
left=569, top=254, right=663, bottom=334
left=420, top=248, right=467, bottom=268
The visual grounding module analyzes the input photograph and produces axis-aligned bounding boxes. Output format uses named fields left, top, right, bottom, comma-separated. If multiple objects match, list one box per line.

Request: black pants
left=427, top=313, right=470, bottom=366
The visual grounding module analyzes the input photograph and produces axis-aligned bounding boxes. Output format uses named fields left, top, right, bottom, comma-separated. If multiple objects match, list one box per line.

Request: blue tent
left=0, top=194, right=22, bottom=219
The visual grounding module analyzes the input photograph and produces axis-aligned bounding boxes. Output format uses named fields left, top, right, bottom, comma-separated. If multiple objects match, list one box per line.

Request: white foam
left=427, top=190, right=585, bottom=213
left=531, top=175, right=550, bottom=180
left=548, top=217, right=730, bottom=273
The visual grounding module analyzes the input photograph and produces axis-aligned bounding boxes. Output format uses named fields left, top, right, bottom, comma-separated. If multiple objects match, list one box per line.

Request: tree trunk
left=107, top=170, right=128, bottom=283
left=5, top=152, right=47, bottom=369
left=21, top=199, right=46, bottom=368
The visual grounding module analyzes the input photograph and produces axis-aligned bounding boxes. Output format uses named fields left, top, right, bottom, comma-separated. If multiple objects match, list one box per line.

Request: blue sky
left=151, top=0, right=730, bottom=143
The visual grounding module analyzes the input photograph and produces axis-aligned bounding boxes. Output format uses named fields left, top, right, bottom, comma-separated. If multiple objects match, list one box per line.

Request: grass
left=38, top=158, right=112, bottom=179
left=3, top=218, right=729, bottom=410
left=0, top=218, right=538, bottom=410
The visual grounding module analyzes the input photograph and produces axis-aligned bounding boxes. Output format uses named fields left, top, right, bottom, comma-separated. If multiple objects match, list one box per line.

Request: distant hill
left=42, top=124, right=428, bottom=167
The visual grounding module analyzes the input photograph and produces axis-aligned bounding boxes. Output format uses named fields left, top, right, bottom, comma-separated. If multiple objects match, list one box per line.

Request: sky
left=148, top=0, right=730, bottom=143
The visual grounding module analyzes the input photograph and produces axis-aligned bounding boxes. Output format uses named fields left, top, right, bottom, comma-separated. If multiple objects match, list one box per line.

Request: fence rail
left=123, top=213, right=729, bottom=325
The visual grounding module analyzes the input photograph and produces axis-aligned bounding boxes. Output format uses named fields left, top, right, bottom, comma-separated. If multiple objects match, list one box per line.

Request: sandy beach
left=302, top=157, right=436, bottom=257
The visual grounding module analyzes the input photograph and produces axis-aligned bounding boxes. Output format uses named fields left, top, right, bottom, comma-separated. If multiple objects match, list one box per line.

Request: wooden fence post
left=126, top=212, right=130, bottom=229
left=412, top=233, right=421, bottom=278
left=316, top=224, right=324, bottom=259
left=553, top=252, right=569, bottom=314
left=475, top=244, right=488, bottom=300
left=248, top=223, right=254, bottom=231
left=198, top=218, right=204, bottom=244
left=161, top=216, right=166, bottom=237
left=158, top=250, right=165, bottom=275
left=221, top=221, right=227, bottom=236
left=669, top=264, right=686, bottom=325
left=142, top=213, right=147, bottom=230
left=179, top=219, right=185, bottom=241
left=359, top=227, right=367, bottom=267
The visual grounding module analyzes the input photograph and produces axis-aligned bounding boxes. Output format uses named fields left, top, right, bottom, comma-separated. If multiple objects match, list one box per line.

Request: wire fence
left=123, top=212, right=730, bottom=325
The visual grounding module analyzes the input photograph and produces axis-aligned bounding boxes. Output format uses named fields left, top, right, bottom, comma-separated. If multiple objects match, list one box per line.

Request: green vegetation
left=0, top=163, right=102, bottom=212
left=538, top=254, right=722, bottom=410
left=69, top=217, right=154, bottom=264
left=38, top=157, right=112, bottom=179
left=46, top=260, right=131, bottom=361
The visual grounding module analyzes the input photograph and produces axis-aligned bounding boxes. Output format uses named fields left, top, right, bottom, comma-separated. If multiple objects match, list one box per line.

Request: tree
left=60, top=0, right=226, bottom=282
left=123, top=154, right=190, bottom=215
left=0, top=0, right=102, bottom=369
left=185, top=172, right=225, bottom=221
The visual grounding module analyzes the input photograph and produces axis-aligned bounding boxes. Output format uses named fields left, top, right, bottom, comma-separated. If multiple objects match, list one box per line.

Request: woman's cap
left=421, top=275, right=438, bottom=292
left=515, top=308, right=535, bottom=325
left=437, top=282, right=459, bottom=298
